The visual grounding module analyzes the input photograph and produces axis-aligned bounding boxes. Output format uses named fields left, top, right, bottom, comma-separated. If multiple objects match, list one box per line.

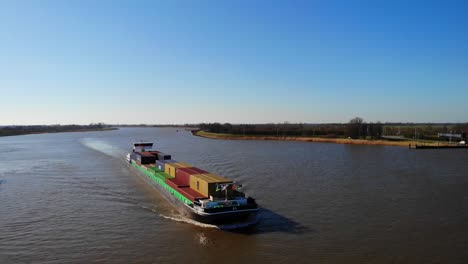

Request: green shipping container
left=155, top=172, right=174, bottom=179
left=150, top=167, right=163, bottom=172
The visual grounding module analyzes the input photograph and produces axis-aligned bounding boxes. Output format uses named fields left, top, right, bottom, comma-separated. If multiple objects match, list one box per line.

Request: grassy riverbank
left=0, top=125, right=117, bottom=138
left=194, top=130, right=453, bottom=147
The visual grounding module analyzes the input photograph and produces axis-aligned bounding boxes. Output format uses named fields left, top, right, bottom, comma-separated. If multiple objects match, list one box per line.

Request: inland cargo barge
left=126, top=142, right=259, bottom=226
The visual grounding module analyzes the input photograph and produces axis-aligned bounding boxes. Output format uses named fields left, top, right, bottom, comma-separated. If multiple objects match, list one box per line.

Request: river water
left=1, top=127, right=467, bottom=263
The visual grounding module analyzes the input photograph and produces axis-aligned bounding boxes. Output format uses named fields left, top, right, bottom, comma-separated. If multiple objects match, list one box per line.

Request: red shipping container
left=140, top=151, right=156, bottom=157
left=147, top=151, right=160, bottom=156
left=166, top=178, right=189, bottom=188
left=175, top=186, right=206, bottom=202
left=175, top=167, right=207, bottom=186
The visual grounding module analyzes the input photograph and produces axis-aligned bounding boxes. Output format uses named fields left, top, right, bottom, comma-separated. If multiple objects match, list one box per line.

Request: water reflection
left=230, top=207, right=311, bottom=235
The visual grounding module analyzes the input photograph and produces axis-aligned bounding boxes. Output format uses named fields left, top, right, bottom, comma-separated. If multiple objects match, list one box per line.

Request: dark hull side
left=129, top=163, right=259, bottom=226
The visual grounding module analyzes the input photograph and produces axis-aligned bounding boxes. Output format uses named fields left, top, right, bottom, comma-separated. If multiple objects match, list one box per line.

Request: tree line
left=0, top=123, right=112, bottom=137
left=199, top=119, right=382, bottom=139
left=199, top=118, right=468, bottom=141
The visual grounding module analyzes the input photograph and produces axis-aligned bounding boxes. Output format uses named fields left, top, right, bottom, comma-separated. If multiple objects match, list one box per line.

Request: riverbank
left=0, top=127, right=118, bottom=138
left=193, top=130, right=453, bottom=147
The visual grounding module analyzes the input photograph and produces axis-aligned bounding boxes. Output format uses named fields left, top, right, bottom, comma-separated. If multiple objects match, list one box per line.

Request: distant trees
left=345, top=117, right=364, bottom=139
left=198, top=121, right=467, bottom=141
left=454, top=123, right=468, bottom=140
left=89, top=122, right=105, bottom=129
left=0, top=124, right=112, bottom=137
left=198, top=123, right=232, bottom=134
left=343, top=117, right=382, bottom=139
left=199, top=122, right=347, bottom=137
left=367, top=122, right=383, bottom=139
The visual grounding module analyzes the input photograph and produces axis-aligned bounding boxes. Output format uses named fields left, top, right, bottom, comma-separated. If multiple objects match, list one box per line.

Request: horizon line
left=2, top=121, right=468, bottom=127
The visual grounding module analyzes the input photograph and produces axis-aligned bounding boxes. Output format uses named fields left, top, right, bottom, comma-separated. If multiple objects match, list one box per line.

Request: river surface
left=1, top=127, right=468, bottom=263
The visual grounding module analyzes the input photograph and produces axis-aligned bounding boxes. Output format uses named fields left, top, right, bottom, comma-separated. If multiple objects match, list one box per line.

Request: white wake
left=80, top=138, right=124, bottom=159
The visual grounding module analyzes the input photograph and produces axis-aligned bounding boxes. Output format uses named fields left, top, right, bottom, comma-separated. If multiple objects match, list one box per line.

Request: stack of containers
left=157, top=152, right=172, bottom=161
left=134, top=152, right=157, bottom=164
left=165, top=167, right=207, bottom=188
left=189, top=173, right=233, bottom=198
left=174, top=167, right=207, bottom=186
left=165, top=166, right=209, bottom=202
left=155, top=159, right=177, bottom=171
left=164, top=162, right=191, bottom=178
left=177, top=186, right=206, bottom=202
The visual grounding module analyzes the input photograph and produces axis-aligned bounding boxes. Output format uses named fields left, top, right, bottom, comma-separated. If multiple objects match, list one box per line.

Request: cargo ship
left=126, top=142, right=259, bottom=226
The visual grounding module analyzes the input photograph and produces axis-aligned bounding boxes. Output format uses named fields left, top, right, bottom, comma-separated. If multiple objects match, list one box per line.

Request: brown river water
left=1, top=127, right=468, bottom=263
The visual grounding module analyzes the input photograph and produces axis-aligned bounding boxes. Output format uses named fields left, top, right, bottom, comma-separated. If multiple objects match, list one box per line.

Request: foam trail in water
left=139, top=204, right=218, bottom=228
left=158, top=214, right=219, bottom=229
left=196, top=232, right=211, bottom=246
left=158, top=213, right=261, bottom=230
left=81, top=138, right=124, bottom=159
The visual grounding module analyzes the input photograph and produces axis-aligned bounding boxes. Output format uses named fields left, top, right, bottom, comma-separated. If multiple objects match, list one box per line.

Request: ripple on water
left=2, top=128, right=468, bottom=264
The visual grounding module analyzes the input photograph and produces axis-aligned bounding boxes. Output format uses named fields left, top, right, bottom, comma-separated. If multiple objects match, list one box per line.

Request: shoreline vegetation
left=2, top=120, right=467, bottom=148
left=0, top=123, right=117, bottom=138
left=194, top=120, right=468, bottom=148
left=193, top=130, right=450, bottom=147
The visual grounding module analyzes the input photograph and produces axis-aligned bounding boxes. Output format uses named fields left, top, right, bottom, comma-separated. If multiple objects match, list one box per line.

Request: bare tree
left=346, top=117, right=364, bottom=139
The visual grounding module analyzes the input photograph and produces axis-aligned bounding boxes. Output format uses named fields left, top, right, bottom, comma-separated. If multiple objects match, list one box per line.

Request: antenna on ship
left=216, top=183, right=231, bottom=201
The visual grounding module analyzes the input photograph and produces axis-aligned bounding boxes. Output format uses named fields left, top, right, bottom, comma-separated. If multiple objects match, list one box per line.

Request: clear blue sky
left=1, top=0, right=467, bottom=125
